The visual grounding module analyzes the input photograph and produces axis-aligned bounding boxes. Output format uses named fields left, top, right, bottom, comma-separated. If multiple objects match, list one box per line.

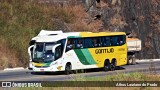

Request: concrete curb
left=137, top=59, right=160, bottom=62
left=3, top=67, right=24, bottom=71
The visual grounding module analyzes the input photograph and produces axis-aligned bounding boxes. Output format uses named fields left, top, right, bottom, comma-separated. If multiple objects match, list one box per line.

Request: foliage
left=0, top=0, right=76, bottom=68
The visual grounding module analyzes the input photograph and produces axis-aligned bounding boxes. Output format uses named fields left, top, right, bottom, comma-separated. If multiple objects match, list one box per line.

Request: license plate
left=40, top=69, right=44, bottom=71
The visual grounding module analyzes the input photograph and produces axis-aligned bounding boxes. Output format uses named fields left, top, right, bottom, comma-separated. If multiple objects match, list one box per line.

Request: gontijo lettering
left=95, top=48, right=114, bottom=54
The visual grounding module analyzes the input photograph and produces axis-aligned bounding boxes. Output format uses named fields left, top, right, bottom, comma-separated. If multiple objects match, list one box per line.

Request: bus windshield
left=32, top=39, right=66, bottom=63
left=33, top=43, right=55, bottom=63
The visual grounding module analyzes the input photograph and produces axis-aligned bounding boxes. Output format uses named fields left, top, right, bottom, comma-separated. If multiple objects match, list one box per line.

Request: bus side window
left=76, top=39, right=83, bottom=49
left=105, top=37, right=111, bottom=46
left=66, top=39, right=74, bottom=52
left=57, top=39, right=66, bottom=53
left=119, top=35, right=125, bottom=45
left=84, top=38, right=92, bottom=48
left=92, top=37, right=101, bottom=47
left=55, top=46, right=62, bottom=60
left=97, top=37, right=102, bottom=47
left=111, top=36, right=119, bottom=46
left=101, top=37, right=107, bottom=47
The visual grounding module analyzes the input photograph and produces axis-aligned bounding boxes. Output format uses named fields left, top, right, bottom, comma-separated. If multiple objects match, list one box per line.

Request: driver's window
left=55, top=46, right=62, bottom=60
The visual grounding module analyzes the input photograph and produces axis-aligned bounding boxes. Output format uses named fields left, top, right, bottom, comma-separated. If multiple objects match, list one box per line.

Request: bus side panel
left=62, top=50, right=80, bottom=70
left=73, top=49, right=98, bottom=69
left=63, top=50, right=98, bottom=70
left=116, top=44, right=127, bottom=66
left=88, top=44, right=127, bottom=67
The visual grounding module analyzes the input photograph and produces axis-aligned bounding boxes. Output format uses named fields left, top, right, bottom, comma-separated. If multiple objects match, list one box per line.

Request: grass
left=72, top=72, right=160, bottom=81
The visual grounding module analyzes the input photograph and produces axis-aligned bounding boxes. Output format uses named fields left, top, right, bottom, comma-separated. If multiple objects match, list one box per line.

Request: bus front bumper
left=29, top=63, right=63, bottom=72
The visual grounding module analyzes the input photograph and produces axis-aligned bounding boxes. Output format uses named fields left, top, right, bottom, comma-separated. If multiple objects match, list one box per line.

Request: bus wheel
left=110, top=60, right=116, bottom=71
left=65, top=64, right=71, bottom=75
left=103, top=60, right=110, bottom=72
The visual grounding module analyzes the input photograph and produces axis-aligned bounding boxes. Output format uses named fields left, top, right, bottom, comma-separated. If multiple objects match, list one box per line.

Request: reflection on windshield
left=34, top=44, right=43, bottom=59
left=44, top=43, right=55, bottom=61
left=33, top=43, right=55, bottom=63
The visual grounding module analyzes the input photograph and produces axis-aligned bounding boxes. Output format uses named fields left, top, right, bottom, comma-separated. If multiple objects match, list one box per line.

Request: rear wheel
left=103, top=61, right=110, bottom=72
left=110, top=60, right=116, bottom=71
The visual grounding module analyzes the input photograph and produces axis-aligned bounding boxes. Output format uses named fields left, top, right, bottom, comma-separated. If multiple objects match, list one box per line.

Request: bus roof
left=35, top=32, right=126, bottom=42
left=79, top=32, right=126, bottom=37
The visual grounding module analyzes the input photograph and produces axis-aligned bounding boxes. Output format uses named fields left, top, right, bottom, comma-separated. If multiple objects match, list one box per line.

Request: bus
left=28, top=31, right=127, bottom=74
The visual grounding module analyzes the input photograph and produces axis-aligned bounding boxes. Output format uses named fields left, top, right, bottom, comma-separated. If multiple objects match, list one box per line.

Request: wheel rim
left=65, top=65, right=71, bottom=75
left=104, top=65, right=109, bottom=71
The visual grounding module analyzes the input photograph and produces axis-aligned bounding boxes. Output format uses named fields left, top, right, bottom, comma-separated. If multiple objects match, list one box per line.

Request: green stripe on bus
left=81, top=49, right=97, bottom=64
left=74, top=49, right=90, bottom=65
left=68, top=36, right=81, bottom=38
left=45, top=62, right=52, bottom=66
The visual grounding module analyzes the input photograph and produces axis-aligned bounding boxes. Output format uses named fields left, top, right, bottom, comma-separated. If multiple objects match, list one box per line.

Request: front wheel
left=65, top=64, right=71, bottom=75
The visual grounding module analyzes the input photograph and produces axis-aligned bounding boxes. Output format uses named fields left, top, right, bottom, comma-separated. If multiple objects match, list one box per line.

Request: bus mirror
left=28, top=45, right=34, bottom=61
left=28, top=45, right=34, bottom=54
left=52, top=47, right=55, bottom=53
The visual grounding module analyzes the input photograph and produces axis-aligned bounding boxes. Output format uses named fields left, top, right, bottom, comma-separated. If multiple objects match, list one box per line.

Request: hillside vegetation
left=0, top=0, right=159, bottom=69
left=0, top=0, right=102, bottom=69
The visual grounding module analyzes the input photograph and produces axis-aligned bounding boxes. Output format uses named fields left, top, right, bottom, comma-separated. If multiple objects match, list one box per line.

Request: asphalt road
left=0, top=60, right=160, bottom=81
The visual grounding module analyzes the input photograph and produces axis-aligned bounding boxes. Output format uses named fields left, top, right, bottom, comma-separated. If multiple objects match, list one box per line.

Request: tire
left=132, top=55, right=136, bottom=65
left=103, top=61, right=110, bottom=72
left=110, top=60, right=116, bottom=71
left=45, top=72, right=51, bottom=75
left=127, top=55, right=136, bottom=65
left=65, top=64, right=71, bottom=75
